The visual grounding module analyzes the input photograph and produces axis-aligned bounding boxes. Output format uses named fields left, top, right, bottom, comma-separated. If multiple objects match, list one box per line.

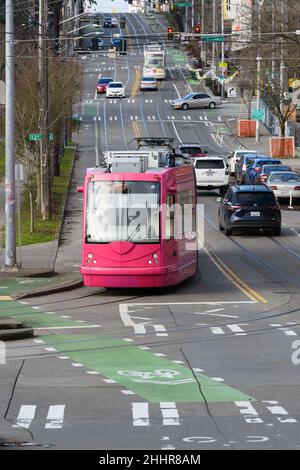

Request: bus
left=77, top=151, right=197, bottom=288
left=143, top=44, right=166, bottom=80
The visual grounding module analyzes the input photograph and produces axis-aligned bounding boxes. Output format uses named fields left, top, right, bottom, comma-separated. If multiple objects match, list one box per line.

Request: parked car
left=255, top=164, right=292, bottom=184
left=106, top=81, right=125, bottom=98
left=194, top=156, right=229, bottom=195
left=140, top=76, right=158, bottom=91
left=267, top=171, right=300, bottom=200
left=217, top=185, right=281, bottom=236
left=244, top=158, right=282, bottom=184
left=176, top=143, right=207, bottom=158
left=235, top=153, right=269, bottom=184
left=96, top=77, right=113, bottom=94
left=227, top=149, right=258, bottom=176
left=171, top=92, right=222, bottom=110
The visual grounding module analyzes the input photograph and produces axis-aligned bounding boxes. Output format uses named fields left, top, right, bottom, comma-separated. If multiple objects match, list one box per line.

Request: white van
left=227, top=149, right=258, bottom=176
left=194, top=156, right=229, bottom=195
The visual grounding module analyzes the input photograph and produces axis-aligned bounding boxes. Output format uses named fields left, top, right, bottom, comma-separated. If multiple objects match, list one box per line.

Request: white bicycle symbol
left=117, top=369, right=195, bottom=385
left=118, top=369, right=180, bottom=380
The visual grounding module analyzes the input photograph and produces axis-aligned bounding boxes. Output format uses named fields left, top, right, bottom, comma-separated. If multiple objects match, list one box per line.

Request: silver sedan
left=171, top=92, right=222, bottom=110
left=267, top=171, right=300, bottom=199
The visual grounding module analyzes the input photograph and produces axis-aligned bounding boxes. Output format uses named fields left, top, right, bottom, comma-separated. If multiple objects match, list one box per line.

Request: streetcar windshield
left=86, top=181, right=160, bottom=244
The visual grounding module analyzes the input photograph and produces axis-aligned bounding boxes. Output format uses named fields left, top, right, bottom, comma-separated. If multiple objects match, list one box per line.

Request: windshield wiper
left=127, top=223, right=141, bottom=242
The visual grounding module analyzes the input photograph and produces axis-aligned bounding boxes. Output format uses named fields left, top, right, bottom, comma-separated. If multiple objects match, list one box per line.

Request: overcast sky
left=84, top=0, right=129, bottom=14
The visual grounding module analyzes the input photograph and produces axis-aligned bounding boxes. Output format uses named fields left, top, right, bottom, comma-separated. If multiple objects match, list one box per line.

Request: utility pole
left=221, top=0, right=225, bottom=99
left=256, top=0, right=264, bottom=144
left=212, top=0, right=216, bottom=75
left=2, top=0, right=18, bottom=270
left=39, top=0, right=51, bottom=219
left=191, top=0, right=195, bottom=30
left=280, top=0, right=287, bottom=136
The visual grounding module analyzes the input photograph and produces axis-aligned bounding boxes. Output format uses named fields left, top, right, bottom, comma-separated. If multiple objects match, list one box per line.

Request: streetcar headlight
left=88, top=253, right=93, bottom=259
left=148, top=260, right=152, bottom=264
left=152, top=253, right=158, bottom=259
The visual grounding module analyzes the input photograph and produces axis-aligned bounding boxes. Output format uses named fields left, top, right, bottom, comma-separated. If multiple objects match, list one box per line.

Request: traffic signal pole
left=2, top=0, right=18, bottom=271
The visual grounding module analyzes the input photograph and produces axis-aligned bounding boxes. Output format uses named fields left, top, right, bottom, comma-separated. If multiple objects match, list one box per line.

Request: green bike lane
left=0, top=290, right=253, bottom=404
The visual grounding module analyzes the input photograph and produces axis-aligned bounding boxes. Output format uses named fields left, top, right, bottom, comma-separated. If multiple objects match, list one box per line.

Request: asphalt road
left=3, top=13, right=300, bottom=450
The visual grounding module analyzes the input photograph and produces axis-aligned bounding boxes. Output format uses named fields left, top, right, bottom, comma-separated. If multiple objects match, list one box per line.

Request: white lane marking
left=193, top=368, right=205, bottom=373
left=61, top=315, right=70, bottom=319
left=152, top=115, right=156, bottom=120
left=173, top=83, right=181, bottom=99
left=270, top=324, right=298, bottom=336
left=123, top=338, right=134, bottom=342
left=58, top=356, right=70, bottom=360
left=13, top=405, right=36, bottom=429
left=210, top=327, right=225, bottom=335
left=173, top=360, right=185, bottom=364
left=32, top=306, right=41, bottom=310
left=132, top=403, right=150, bottom=426
left=121, top=390, right=136, bottom=395
left=227, top=324, right=249, bottom=334
left=103, top=379, right=117, bottom=384
left=44, top=347, right=56, bottom=352
left=183, top=116, right=187, bottom=120
left=160, top=402, right=180, bottom=426
left=171, top=121, right=182, bottom=143
left=86, top=370, right=100, bottom=375
left=35, top=325, right=101, bottom=331
left=212, top=377, right=225, bottom=382
left=124, top=301, right=257, bottom=306
left=45, top=405, right=65, bottom=429
left=33, top=339, right=45, bottom=344
left=154, top=353, right=166, bottom=357
left=71, top=363, right=84, bottom=367
left=114, top=116, right=118, bottom=121
left=235, top=401, right=263, bottom=424
left=263, top=401, right=298, bottom=423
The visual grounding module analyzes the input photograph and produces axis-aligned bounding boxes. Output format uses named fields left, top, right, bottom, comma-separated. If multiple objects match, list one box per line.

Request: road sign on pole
left=29, top=133, right=42, bottom=141
left=203, top=36, right=225, bottom=42
left=251, top=109, right=265, bottom=121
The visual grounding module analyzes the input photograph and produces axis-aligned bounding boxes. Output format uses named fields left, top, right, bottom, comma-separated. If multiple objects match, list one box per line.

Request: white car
left=140, top=76, right=158, bottom=91
left=267, top=171, right=300, bottom=199
left=194, top=157, right=229, bottom=195
left=227, top=149, right=258, bottom=176
left=106, top=81, right=125, bottom=98
left=111, top=17, right=118, bottom=27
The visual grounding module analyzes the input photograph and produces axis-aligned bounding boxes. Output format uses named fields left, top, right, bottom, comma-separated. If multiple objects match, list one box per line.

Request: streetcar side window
left=166, top=194, right=175, bottom=240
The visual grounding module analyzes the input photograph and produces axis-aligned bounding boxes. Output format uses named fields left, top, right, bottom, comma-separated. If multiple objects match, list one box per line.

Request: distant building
left=224, top=0, right=253, bottom=51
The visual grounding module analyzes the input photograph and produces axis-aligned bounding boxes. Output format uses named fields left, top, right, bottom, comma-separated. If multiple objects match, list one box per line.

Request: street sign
left=29, top=133, right=42, bottom=141
left=227, top=86, right=237, bottom=98
left=203, top=36, right=225, bottom=42
left=251, top=109, right=265, bottom=121
left=29, top=133, right=53, bottom=141
left=218, top=62, right=228, bottom=69
left=176, top=2, right=192, bottom=6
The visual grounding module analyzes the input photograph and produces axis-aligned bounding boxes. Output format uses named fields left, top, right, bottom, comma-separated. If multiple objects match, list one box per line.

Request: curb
left=12, top=278, right=83, bottom=300
left=0, top=328, right=34, bottom=341
left=0, top=318, right=24, bottom=330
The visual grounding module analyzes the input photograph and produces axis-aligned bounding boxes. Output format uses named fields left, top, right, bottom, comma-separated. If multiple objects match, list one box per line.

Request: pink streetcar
left=77, top=150, right=197, bottom=288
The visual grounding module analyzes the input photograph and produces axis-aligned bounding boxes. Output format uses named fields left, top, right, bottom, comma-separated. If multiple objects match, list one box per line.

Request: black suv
left=217, top=185, right=281, bottom=236
left=176, top=143, right=207, bottom=158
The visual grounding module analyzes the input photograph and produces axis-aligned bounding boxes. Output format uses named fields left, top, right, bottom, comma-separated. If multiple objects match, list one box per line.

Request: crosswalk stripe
left=132, top=403, right=150, bottom=427
left=160, top=402, right=180, bottom=426
left=45, top=405, right=65, bottom=429
left=13, top=405, right=37, bottom=429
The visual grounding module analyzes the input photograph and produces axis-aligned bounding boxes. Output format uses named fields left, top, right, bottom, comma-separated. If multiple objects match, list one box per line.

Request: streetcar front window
left=145, top=55, right=163, bottom=68
left=85, top=181, right=160, bottom=244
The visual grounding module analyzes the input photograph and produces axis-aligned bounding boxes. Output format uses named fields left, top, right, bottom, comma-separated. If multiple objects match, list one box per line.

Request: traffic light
left=167, top=26, right=174, bottom=41
left=194, top=24, right=201, bottom=34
